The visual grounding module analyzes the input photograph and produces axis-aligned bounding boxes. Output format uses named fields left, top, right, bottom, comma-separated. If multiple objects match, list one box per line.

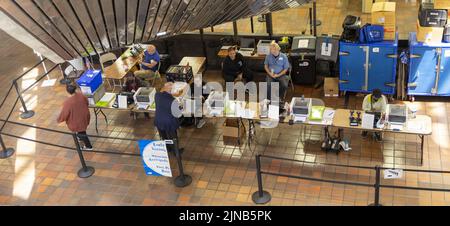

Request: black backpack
left=341, top=15, right=361, bottom=43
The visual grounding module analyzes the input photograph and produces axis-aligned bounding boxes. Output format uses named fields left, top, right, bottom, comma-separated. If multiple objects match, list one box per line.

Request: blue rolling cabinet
left=408, top=33, right=450, bottom=97
left=339, top=40, right=398, bottom=95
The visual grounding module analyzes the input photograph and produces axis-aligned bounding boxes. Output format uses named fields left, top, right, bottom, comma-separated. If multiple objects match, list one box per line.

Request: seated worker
left=122, top=74, right=150, bottom=119
left=362, top=89, right=388, bottom=142
left=222, top=46, right=253, bottom=83
left=57, top=84, right=92, bottom=151
left=154, top=82, right=184, bottom=154
left=134, top=44, right=160, bottom=84
left=264, top=43, right=290, bottom=108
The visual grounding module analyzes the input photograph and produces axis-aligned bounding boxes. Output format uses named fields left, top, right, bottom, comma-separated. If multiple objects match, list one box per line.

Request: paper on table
left=268, top=105, right=279, bottom=120
left=323, top=109, right=335, bottom=120
left=362, top=113, right=375, bottom=129
left=407, top=122, right=425, bottom=132
left=390, top=123, right=404, bottom=131
left=118, top=95, right=128, bottom=109
left=294, top=115, right=307, bottom=123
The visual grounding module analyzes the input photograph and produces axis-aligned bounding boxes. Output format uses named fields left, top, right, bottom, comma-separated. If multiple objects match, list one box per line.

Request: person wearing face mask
left=361, top=89, right=388, bottom=142
left=222, top=46, right=253, bottom=83
left=264, top=43, right=290, bottom=108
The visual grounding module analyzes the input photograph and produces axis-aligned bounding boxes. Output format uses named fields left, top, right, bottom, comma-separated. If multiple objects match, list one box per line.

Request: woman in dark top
left=154, top=82, right=183, bottom=153
left=222, top=46, right=253, bottom=83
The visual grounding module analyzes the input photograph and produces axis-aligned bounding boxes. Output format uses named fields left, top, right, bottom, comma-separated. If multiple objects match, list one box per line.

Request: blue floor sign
left=139, top=140, right=172, bottom=177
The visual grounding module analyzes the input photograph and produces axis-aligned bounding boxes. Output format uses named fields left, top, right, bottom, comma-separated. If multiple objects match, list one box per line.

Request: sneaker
left=339, top=140, right=352, bottom=152
left=196, top=119, right=206, bottom=129
left=81, top=146, right=93, bottom=151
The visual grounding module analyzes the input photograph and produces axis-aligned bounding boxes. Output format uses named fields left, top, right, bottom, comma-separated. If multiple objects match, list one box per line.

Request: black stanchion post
left=173, top=138, right=192, bottom=187
left=0, top=134, right=15, bottom=159
left=13, top=80, right=35, bottom=119
left=369, top=166, right=383, bottom=206
left=252, top=154, right=271, bottom=204
left=59, top=64, right=71, bottom=85
left=72, top=133, right=95, bottom=178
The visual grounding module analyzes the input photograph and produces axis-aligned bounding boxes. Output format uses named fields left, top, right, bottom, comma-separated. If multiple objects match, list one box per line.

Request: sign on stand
left=139, top=140, right=172, bottom=177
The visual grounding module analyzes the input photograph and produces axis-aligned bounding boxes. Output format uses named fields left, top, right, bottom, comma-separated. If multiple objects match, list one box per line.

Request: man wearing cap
left=362, top=89, right=388, bottom=142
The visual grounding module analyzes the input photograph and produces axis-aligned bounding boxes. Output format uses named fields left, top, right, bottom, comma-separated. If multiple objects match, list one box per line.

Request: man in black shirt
left=222, top=46, right=253, bottom=83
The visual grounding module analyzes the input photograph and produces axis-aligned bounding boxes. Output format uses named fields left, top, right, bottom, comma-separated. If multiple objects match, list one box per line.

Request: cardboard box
left=86, top=83, right=105, bottom=106
left=77, top=69, right=103, bottom=95
left=435, top=0, right=450, bottom=10
left=371, top=2, right=397, bottom=40
left=324, top=77, right=339, bottom=97
left=362, top=0, right=387, bottom=14
left=223, top=119, right=245, bottom=145
left=417, top=20, right=445, bottom=44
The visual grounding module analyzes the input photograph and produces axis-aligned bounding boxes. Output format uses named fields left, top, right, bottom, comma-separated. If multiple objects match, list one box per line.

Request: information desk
left=332, top=109, right=433, bottom=164
left=179, top=57, right=206, bottom=81
left=103, top=48, right=143, bottom=81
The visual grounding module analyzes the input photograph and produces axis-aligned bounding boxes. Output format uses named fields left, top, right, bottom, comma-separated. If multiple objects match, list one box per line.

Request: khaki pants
left=134, top=70, right=156, bottom=80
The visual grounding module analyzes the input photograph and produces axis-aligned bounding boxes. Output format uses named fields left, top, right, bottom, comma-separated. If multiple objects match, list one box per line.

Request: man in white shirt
left=361, top=89, right=388, bottom=142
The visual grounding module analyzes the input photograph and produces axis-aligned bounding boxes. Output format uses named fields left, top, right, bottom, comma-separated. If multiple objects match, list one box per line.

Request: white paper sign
left=362, top=113, right=375, bottom=129
left=321, top=43, right=333, bottom=57
left=445, top=50, right=450, bottom=58
left=298, top=39, right=309, bottom=49
left=373, top=48, right=380, bottom=53
left=118, top=95, right=128, bottom=109
left=268, top=105, right=279, bottom=120
left=384, top=169, right=403, bottom=179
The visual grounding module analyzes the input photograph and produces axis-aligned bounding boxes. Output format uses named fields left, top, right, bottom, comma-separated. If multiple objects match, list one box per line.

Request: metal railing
left=0, top=58, right=192, bottom=187
left=252, top=154, right=450, bottom=206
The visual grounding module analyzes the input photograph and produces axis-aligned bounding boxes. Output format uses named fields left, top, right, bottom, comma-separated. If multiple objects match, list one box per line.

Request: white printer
left=387, top=104, right=408, bottom=130
left=257, top=40, right=275, bottom=55
left=133, top=87, right=156, bottom=110
left=290, top=97, right=312, bottom=123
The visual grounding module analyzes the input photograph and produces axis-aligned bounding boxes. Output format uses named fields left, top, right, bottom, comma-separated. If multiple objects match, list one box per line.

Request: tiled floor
left=1, top=2, right=450, bottom=206
left=213, top=0, right=418, bottom=40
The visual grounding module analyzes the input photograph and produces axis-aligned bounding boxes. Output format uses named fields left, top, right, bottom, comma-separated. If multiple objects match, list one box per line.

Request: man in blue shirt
left=264, top=43, right=290, bottom=106
left=134, top=45, right=160, bottom=85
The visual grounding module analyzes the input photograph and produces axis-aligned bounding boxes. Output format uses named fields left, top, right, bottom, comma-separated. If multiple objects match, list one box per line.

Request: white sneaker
left=196, top=119, right=206, bottom=129
left=339, top=141, right=352, bottom=152
left=81, top=146, right=93, bottom=151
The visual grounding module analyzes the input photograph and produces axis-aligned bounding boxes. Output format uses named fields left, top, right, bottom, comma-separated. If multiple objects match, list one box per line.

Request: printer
left=290, top=97, right=312, bottom=122
left=133, top=87, right=156, bottom=110
left=257, top=40, right=275, bottom=55
left=387, top=104, right=407, bottom=124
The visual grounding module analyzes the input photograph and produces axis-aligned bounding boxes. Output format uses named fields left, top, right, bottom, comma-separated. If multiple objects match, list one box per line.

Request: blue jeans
left=266, top=74, right=289, bottom=104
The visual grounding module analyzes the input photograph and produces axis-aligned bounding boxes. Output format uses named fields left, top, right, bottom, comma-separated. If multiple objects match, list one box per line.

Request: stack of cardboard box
left=417, top=0, right=449, bottom=43
left=371, top=2, right=397, bottom=40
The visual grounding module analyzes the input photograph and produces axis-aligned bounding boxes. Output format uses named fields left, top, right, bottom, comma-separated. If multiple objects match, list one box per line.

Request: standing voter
left=264, top=43, right=290, bottom=107
left=154, top=82, right=184, bottom=154
left=361, top=89, right=388, bottom=142
left=57, top=84, right=93, bottom=151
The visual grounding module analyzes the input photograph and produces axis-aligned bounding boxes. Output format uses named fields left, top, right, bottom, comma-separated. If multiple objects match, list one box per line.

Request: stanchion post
left=173, top=138, right=192, bottom=187
left=0, top=134, right=15, bottom=159
left=369, top=166, right=383, bottom=206
left=13, top=80, right=35, bottom=119
left=252, top=154, right=271, bottom=204
left=59, top=64, right=71, bottom=85
left=72, top=133, right=95, bottom=178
